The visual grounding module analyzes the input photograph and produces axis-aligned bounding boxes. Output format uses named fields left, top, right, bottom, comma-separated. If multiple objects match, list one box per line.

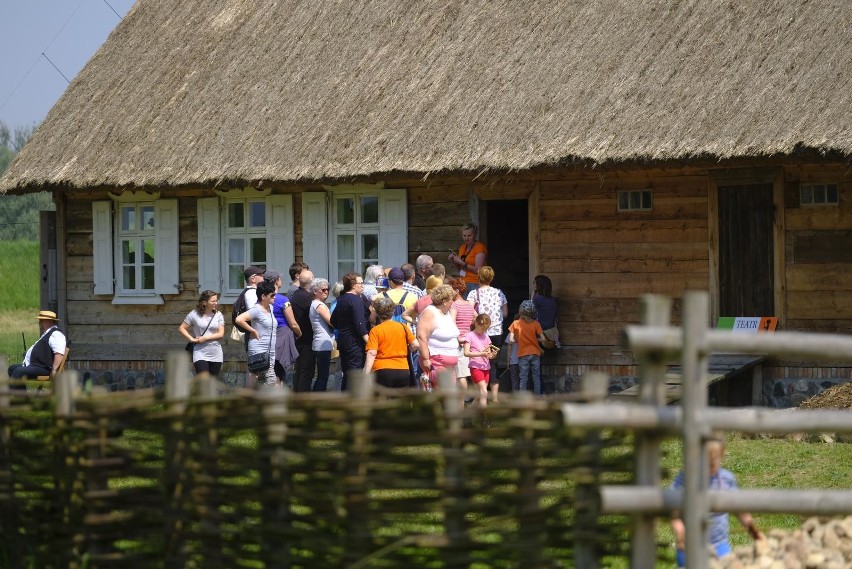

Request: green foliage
left=0, top=240, right=41, bottom=361
left=0, top=122, right=52, bottom=241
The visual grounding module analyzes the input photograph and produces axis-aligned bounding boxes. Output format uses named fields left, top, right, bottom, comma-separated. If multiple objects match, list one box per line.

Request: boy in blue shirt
left=670, top=434, right=764, bottom=566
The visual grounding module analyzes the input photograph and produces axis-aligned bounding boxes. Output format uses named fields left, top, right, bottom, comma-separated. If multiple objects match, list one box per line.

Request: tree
left=0, top=121, right=54, bottom=241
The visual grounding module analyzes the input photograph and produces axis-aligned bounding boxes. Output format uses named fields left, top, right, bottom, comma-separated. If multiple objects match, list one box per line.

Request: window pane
left=141, top=266, right=155, bottom=290
left=827, top=184, right=838, bottom=203
left=229, top=238, right=245, bottom=264
left=142, top=239, right=155, bottom=263
left=642, top=191, right=652, bottom=209
left=337, top=262, right=354, bottom=282
left=360, top=196, right=379, bottom=223
left=122, top=266, right=136, bottom=289
left=249, top=201, right=266, bottom=227
left=336, top=198, right=354, bottom=224
left=362, top=233, right=379, bottom=261
left=141, top=206, right=155, bottom=230
left=337, top=234, right=355, bottom=260
left=800, top=186, right=813, bottom=204
left=121, top=206, right=136, bottom=231
left=229, top=266, right=243, bottom=290
left=630, top=191, right=641, bottom=209
left=228, top=202, right=245, bottom=228
left=250, top=238, right=266, bottom=265
left=122, top=240, right=136, bottom=264
left=618, top=192, right=628, bottom=210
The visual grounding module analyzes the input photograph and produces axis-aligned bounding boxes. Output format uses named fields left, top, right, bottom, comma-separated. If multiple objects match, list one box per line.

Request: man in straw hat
left=7, top=310, right=68, bottom=384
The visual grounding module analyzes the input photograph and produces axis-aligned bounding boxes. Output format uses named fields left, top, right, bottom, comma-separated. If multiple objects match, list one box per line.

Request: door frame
left=707, top=167, right=785, bottom=327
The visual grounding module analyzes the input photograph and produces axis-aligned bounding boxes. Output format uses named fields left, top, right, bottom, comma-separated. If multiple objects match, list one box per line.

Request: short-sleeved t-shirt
left=509, top=318, right=543, bottom=357
left=183, top=310, right=225, bottom=363
left=464, top=331, right=491, bottom=370
left=246, top=304, right=276, bottom=356
left=366, top=320, right=414, bottom=371
left=671, top=468, right=738, bottom=547
left=472, top=286, right=507, bottom=336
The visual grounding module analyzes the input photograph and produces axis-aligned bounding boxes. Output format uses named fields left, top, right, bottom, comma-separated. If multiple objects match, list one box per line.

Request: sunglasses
left=320, top=288, right=329, bottom=292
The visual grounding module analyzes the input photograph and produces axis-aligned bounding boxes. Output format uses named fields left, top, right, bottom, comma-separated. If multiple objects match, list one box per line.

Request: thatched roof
left=2, top=0, right=851, bottom=193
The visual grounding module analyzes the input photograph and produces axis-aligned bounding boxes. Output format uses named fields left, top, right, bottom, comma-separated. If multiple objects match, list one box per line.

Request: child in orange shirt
left=506, top=300, right=546, bottom=395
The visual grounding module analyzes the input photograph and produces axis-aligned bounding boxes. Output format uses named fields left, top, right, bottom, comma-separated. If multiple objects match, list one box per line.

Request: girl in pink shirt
left=464, top=314, right=497, bottom=407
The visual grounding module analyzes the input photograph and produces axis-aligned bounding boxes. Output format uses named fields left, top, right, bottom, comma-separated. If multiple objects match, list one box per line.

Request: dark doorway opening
left=484, top=199, right=529, bottom=332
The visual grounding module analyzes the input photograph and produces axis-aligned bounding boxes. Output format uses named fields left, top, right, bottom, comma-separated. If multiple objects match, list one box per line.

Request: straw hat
left=37, top=310, right=59, bottom=321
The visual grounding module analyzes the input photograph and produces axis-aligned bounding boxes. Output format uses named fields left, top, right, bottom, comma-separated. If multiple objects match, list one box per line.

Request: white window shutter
left=302, top=192, right=329, bottom=279
left=267, top=194, right=295, bottom=274
left=197, top=197, right=221, bottom=292
left=379, top=188, right=408, bottom=266
left=154, top=199, right=180, bottom=295
left=92, top=201, right=114, bottom=295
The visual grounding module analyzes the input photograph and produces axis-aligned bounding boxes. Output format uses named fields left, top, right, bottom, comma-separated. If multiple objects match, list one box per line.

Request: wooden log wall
left=783, top=165, right=852, bottom=336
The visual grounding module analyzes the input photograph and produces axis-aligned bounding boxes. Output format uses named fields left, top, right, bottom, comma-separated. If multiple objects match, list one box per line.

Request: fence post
left=164, top=350, right=192, bottom=569
left=631, top=294, right=672, bottom=568
left=346, top=370, right=374, bottom=566
left=0, top=357, right=14, bottom=559
left=682, top=291, right=711, bottom=569
left=439, top=369, right=468, bottom=566
left=54, top=370, right=79, bottom=565
left=195, top=374, right=223, bottom=565
left=574, top=371, right=609, bottom=569
left=260, top=383, right=291, bottom=568
left=515, top=389, right=543, bottom=568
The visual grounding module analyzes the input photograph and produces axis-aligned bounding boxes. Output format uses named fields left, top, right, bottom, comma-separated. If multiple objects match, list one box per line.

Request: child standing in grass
left=506, top=300, right=546, bottom=395
left=670, top=433, right=764, bottom=567
left=464, top=313, right=497, bottom=407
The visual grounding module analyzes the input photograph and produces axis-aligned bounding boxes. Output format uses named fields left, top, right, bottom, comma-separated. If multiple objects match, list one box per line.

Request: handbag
left=541, top=326, right=559, bottom=349
left=186, top=311, right=215, bottom=353
left=230, top=325, right=245, bottom=342
left=246, top=311, right=273, bottom=373
left=473, top=288, right=480, bottom=313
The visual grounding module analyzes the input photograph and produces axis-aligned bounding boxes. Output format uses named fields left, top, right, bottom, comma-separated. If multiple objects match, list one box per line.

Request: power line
left=0, top=0, right=124, bottom=119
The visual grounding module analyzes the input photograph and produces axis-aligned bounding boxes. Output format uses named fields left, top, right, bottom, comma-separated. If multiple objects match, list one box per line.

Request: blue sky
left=0, top=0, right=135, bottom=129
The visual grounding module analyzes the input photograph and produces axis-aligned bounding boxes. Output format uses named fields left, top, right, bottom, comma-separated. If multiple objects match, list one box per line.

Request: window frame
left=799, top=182, right=839, bottom=207
left=617, top=189, right=653, bottom=212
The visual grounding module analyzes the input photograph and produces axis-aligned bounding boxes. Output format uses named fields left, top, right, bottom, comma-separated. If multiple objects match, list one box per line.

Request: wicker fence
left=0, top=353, right=638, bottom=569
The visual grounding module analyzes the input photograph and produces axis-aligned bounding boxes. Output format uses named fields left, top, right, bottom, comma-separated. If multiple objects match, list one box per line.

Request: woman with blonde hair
left=468, top=266, right=508, bottom=403
left=416, top=284, right=460, bottom=390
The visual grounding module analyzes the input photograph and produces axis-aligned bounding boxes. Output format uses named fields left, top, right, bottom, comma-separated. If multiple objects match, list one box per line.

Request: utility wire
left=0, top=0, right=123, bottom=118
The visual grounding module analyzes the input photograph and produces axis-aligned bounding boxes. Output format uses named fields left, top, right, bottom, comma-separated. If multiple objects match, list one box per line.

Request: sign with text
left=716, top=317, right=777, bottom=334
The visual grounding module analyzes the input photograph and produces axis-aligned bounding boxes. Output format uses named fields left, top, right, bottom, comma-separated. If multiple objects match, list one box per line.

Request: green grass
left=0, top=240, right=41, bottom=363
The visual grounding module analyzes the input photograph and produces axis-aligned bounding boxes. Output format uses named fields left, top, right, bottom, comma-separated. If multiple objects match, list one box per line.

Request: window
left=333, top=194, right=380, bottom=279
left=118, top=203, right=156, bottom=291
left=800, top=183, right=839, bottom=206
left=92, top=194, right=179, bottom=304
left=225, top=198, right=268, bottom=290
left=197, top=190, right=294, bottom=299
left=302, top=185, right=407, bottom=283
left=617, top=190, right=653, bottom=212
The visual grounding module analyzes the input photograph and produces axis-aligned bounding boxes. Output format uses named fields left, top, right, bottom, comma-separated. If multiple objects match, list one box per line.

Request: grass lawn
left=0, top=240, right=40, bottom=365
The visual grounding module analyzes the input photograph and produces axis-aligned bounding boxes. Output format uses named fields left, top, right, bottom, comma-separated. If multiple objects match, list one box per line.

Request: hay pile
left=799, top=382, right=852, bottom=410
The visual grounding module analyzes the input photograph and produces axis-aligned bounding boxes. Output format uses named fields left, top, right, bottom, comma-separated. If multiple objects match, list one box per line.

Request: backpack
left=383, top=291, right=409, bottom=324
left=231, top=287, right=251, bottom=329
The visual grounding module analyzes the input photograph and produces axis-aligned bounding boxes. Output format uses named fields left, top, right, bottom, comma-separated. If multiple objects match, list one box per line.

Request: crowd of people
left=174, top=222, right=561, bottom=399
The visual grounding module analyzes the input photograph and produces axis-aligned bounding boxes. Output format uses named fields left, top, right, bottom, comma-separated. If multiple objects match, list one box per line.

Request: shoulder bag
left=246, top=311, right=274, bottom=373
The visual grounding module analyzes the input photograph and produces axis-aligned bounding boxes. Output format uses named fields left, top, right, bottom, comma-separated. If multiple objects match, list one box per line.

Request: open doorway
left=484, top=200, right=529, bottom=331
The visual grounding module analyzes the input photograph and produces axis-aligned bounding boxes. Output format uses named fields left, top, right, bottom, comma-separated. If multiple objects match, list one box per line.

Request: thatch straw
left=2, top=0, right=850, bottom=194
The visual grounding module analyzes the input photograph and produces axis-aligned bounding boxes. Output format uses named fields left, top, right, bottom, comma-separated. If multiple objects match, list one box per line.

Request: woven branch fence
left=0, top=353, right=640, bottom=569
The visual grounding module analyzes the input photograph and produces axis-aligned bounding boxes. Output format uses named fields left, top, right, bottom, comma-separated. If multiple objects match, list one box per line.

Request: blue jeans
left=313, top=350, right=331, bottom=392
left=518, top=354, right=541, bottom=395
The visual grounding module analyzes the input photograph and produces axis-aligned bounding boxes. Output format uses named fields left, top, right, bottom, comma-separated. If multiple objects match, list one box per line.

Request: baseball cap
left=244, top=266, right=264, bottom=280
left=388, top=267, right=405, bottom=283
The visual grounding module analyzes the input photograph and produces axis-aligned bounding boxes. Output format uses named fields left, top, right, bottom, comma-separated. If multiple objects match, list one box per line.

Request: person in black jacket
left=8, top=310, right=67, bottom=384
left=289, top=269, right=316, bottom=392
left=330, top=272, right=371, bottom=391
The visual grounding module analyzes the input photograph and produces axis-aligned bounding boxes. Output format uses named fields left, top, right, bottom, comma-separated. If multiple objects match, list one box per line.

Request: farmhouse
left=1, top=0, right=850, bottom=404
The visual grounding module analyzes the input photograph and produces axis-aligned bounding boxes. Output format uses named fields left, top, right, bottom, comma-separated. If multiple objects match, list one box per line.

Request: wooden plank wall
left=536, top=168, right=710, bottom=354
left=783, top=165, right=852, bottom=336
